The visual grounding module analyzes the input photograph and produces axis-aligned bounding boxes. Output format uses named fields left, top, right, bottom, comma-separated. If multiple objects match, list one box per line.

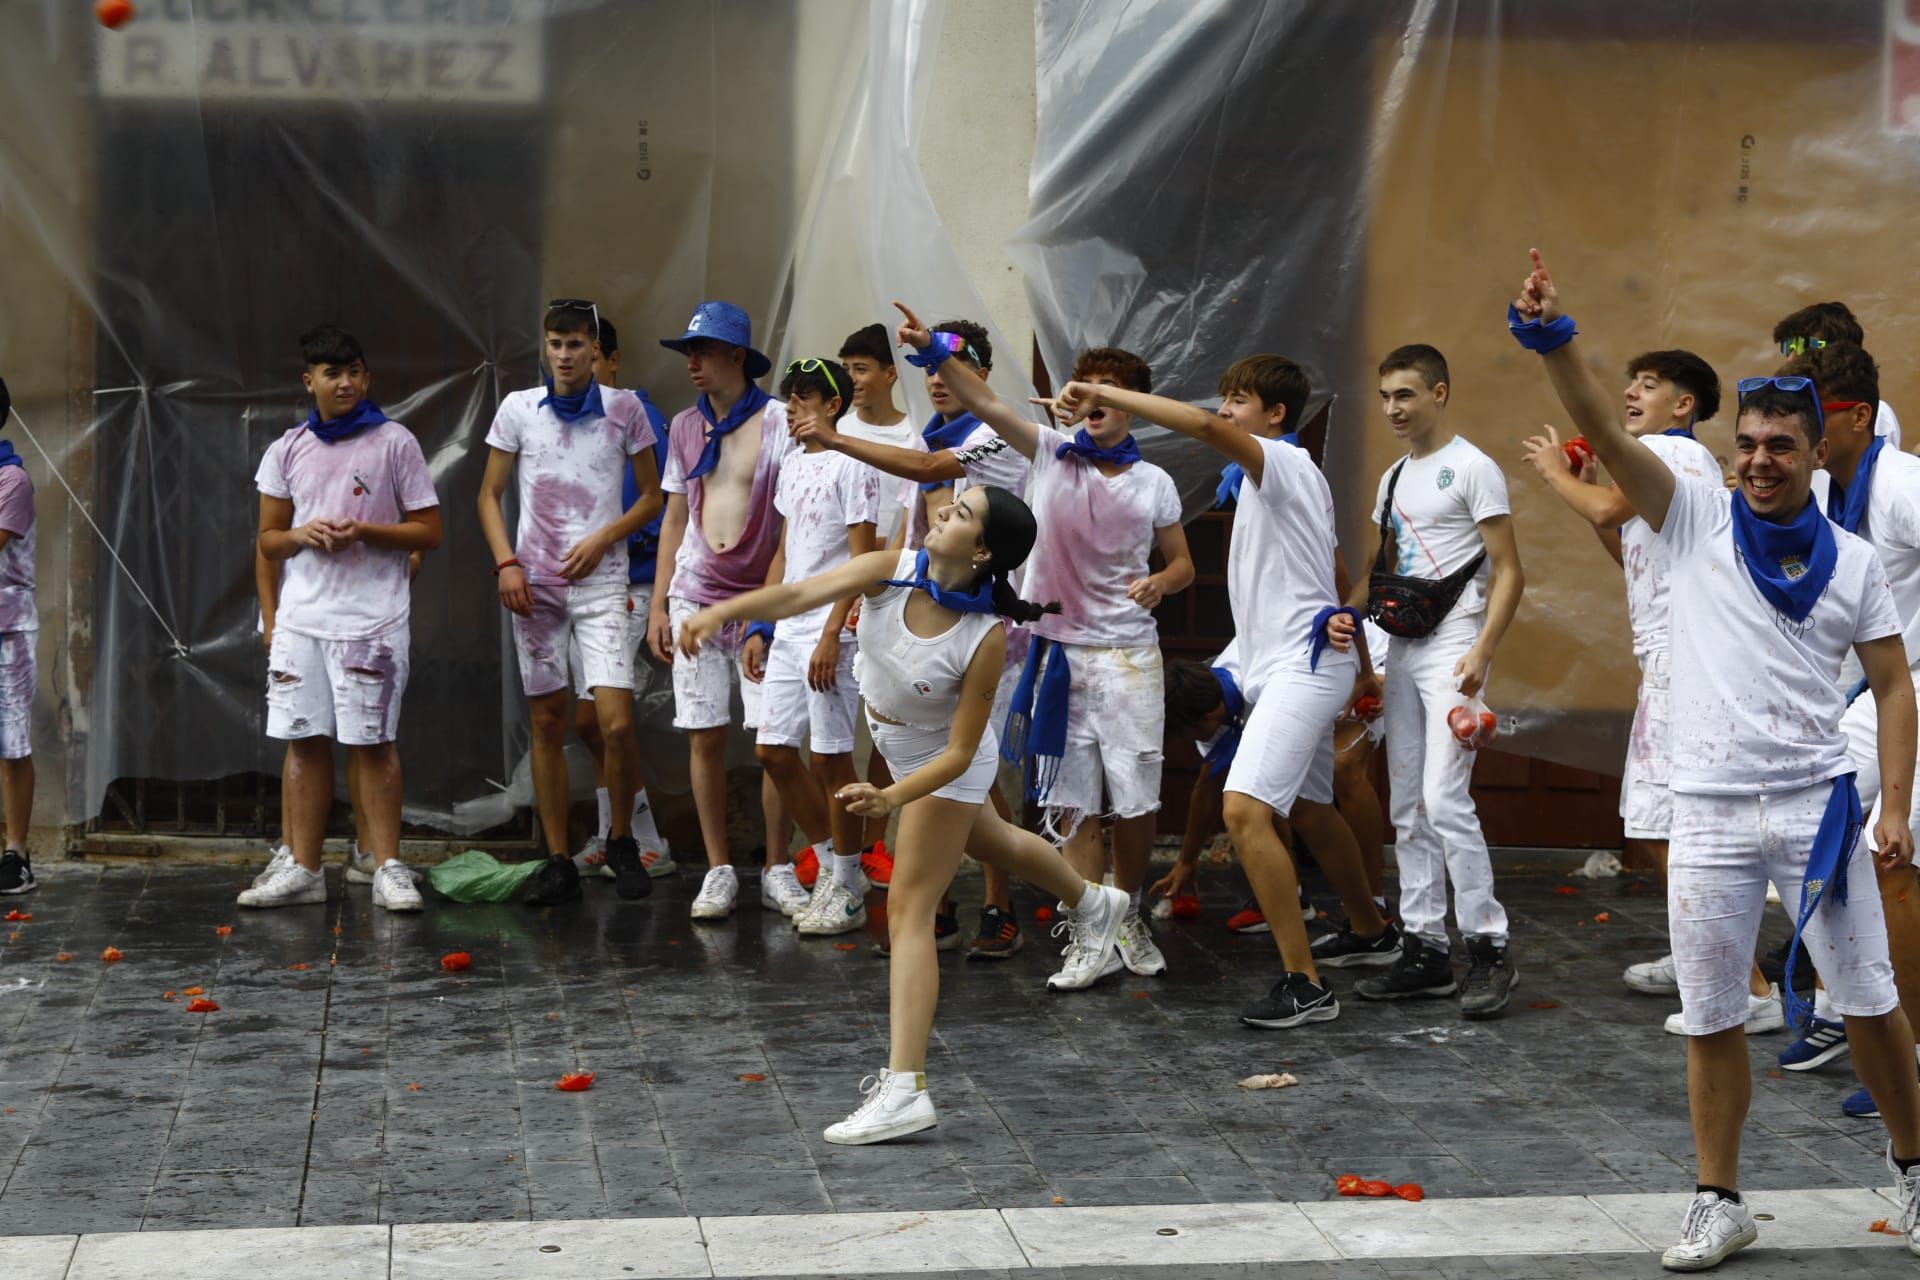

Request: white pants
left=267, top=625, right=410, bottom=747
left=1621, top=646, right=1674, bottom=840
left=668, top=596, right=764, bottom=731
left=512, top=581, right=631, bottom=699
left=1669, top=783, right=1898, bottom=1035
left=1036, top=642, right=1166, bottom=830
left=1841, top=668, right=1920, bottom=831
left=0, top=630, right=33, bottom=760
left=756, top=631, right=861, bottom=754
left=1224, top=653, right=1354, bottom=817
left=1383, top=608, right=1506, bottom=950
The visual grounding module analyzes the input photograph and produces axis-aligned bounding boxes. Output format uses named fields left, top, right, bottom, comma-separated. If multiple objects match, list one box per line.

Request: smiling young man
left=877, top=308, right=1194, bottom=988
left=1519, top=352, right=1787, bottom=1032
left=1353, top=345, right=1525, bottom=1018
left=479, top=301, right=664, bottom=906
left=1519, top=249, right=1920, bottom=1270
left=1050, top=354, right=1394, bottom=1026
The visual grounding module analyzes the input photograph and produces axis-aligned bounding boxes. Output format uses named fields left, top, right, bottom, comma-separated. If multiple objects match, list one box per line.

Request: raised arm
left=1052, top=381, right=1269, bottom=486
left=1516, top=249, right=1674, bottom=530
left=1520, top=428, right=1637, bottom=529
left=791, top=413, right=965, bottom=486
left=676, top=549, right=901, bottom=657
left=892, top=302, right=1046, bottom=461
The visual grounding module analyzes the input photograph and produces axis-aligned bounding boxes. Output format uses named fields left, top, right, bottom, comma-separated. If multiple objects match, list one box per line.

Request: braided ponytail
left=977, top=485, right=1061, bottom=622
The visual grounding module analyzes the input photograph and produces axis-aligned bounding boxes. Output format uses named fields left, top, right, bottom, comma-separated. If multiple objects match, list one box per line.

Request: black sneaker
left=604, top=835, right=652, bottom=901
left=1761, top=937, right=1817, bottom=993
left=1354, top=936, right=1457, bottom=1000
left=1458, top=935, right=1517, bottom=1020
left=1311, top=918, right=1403, bottom=969
left=521, top=854, right=581, bottom=907
left=0, top=849, right=34, bottom=895
left=1240, top=972, right=1339, bottom=1029
left=965, top=905, right=1025, bottom=960
left=874, top=900, right=961, bottom=957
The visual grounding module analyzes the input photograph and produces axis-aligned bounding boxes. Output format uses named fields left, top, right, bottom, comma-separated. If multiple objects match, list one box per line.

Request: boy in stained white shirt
left=881, top=309, right=1195, bottom=987
left=1774, top=301, right=1902, bottom=449
left=1520, top=349, right=1786, bottom=1033
left=0, top=376, right=37, bottom=898
left=243, top=325, right=442, bottom=913
left=1053, top=355, right=1397, bottom=1027
left=1521, top=248, right=1920, bottom=1270
left=756, top=357, right=880, bottom=936
left=479, top=301, right=664, bottom=906
left=1790, top=341, right=1920, bottom=1119
left=1352, top=345, right=1525, bottom=1019
left=645, top=301, right=797, bottom=922
left=802, top=316, right=1027, bottom=957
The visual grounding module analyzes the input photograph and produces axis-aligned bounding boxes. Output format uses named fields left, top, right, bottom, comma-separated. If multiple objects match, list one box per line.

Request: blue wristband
left=1507, top=303, right=1578, bottom=354
left=744, top=621, right=774, bottom=645
left=904, top=342, right=952, bottom=371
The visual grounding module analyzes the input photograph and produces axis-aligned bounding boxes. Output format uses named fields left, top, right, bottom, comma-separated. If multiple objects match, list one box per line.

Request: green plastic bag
left=428, top=849, right=544, bottom=903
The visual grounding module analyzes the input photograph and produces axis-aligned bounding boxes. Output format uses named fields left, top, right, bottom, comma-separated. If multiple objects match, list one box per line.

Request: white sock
left=594, top=787, right=611, bottom=837
left=825, top=841, right=863, bottom=889
left=1374, top=895, right=1389, bottom=914
left=1128, top=888, right=1143, bottom=916
left=630, top=788, right=663, bottom=846
left=1814, top=987, right=1837, bottom=1022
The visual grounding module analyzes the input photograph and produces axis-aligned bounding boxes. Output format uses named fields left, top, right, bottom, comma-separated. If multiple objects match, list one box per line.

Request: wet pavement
left=0, top=853, right=1891, bottom=1238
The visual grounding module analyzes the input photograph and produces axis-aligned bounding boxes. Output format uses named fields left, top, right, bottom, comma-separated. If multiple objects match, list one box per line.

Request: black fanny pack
left=1366, top=459, right=1484, bottom=640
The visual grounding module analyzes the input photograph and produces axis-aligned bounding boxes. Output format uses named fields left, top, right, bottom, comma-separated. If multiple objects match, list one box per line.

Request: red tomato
left=96, top=0, right=135, bottom=28
left=1564, top=436, right=1595, bottom=468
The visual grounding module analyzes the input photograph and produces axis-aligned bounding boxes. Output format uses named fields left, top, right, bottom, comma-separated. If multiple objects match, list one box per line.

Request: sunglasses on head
left=546, top=298, right=601, bottom=339
left=1779, top=336, right=1829, bottom=357
left=785, top=357, right=842, bottom=401
left=1736, top=375, right=1825, bottom=432
left=928, top=330, right=983, bottom=366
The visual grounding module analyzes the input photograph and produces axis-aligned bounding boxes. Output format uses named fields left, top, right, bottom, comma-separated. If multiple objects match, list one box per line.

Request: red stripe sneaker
left=1226, top=904, right=1271, bottom=935
left=860, top=841, right=894, bottom=888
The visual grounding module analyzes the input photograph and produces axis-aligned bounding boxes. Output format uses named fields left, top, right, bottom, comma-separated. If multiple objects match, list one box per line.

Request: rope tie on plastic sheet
left=7, top=405, right=189, bottom=657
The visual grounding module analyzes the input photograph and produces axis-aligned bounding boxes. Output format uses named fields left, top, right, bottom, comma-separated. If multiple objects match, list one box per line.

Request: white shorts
left=1668, top=782, right=1898, bottom=1036
left=0, top=630, right=33, bottom=759
left=869, top=709, right=999, bottom=805
left=1223, top=654, right=1354, bottom=818
left=266, top=625, right=410, bottom=747
left=1620, top=647, right=1673, bottom=841
left=668, top=596, right=764, bottom=732
left=1034, top=642, right=1165, bottom=829
left=571, top=584, right=653, bottom=698
left=756, top=631, right=861, bottom=754
left=513, top=581, right=631, bottom=699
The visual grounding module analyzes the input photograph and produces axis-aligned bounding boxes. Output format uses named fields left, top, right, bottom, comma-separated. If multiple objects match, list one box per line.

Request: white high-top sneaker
left=1045, top=883, right=1131, bottom=992
left=1660, top=1191, right=1757, bottom=1271
left=251, top=844, right=294, bottom=889
left=823, top=1069, right=938, bottom=1145
left=1889, top=1143, right=1920, bottom=1258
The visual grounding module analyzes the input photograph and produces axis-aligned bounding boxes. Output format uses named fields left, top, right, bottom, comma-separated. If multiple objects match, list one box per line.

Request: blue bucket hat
left=659, top=301, right=771, bottom=380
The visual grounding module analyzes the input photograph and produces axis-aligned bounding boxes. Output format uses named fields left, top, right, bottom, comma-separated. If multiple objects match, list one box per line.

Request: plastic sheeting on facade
left=1013, top=0, right=1920, bottom=774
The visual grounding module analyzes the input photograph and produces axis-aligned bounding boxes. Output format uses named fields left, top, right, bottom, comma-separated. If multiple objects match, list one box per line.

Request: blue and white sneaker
left=1778, top=1017, right=1849, bottom=1072
left=1844, top=1085, right=1882, bottom=1119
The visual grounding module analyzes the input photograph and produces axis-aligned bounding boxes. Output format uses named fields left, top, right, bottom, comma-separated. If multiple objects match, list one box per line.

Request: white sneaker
left=571, top=834, right=615, bottom=881
left=1888, top=1142, right=1920, bottom=1257
left=1661, top=1190, right=1757, bottom=1271
left=1046, top=883, right=1131, bottom=992
left=1625, top=953, right=1680, bottom=995
left=371, top=860, right=423, bottom=912
left=690, top=866, right=738, bottom=921
left=1116, top=908, right=1167, bottom=976
left=791, top=868, right=835, bottom=927
left=251, top=844, right=294, bottom=889
left=761, top=863, right=810, bottom=917
left=237, top=861, right=326, bottom=908
left=640, top=848, right=677, bottom=878
left=823, top=1069, right=938, bottom=1145
left=1663, top=985, right=1784, bottom=1037
left=797, top=882, right=867, bottom=936
left=348, top=844, right=425, bottom=886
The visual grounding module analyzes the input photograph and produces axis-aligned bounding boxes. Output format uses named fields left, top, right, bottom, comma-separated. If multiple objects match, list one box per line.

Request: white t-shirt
left=1022, top=437, right=1182, bottom=648
left=255, top=420, right=439, bottom=641
left=1372, top=436, right=1510, bottom=615
left=0, top=467, right=37, bottom=633
left=1620, top=433, right=1722, bottom=659
left=484, top=386, right=656, bottom=589
left=1814, top=445, right=1920, bottom=681
left=771, top=446, right=879, bottom=643
left=1879, top=399, right=1902, bottom=450
left=839, top=412, right=920, bottom=543
left=1230, top=436, right=1343, bottom=682
left=1658, top=478, right=1900, bottom=795
left=908, top=421, right=1032, bottom=551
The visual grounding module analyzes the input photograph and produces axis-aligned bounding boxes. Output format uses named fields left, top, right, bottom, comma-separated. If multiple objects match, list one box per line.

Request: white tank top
left=854, top=550, right=1004, bottom=729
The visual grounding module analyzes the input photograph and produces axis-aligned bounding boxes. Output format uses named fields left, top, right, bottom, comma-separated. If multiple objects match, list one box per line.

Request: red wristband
left=493, top=558, right=520, bottom=576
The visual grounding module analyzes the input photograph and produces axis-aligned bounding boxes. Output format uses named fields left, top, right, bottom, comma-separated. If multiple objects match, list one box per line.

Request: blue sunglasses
left=1736, top=375, right=1824, bottom=432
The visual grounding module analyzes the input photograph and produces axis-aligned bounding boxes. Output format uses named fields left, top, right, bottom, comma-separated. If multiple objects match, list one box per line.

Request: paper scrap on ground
left=1237, top=1072, right=1298, bottom=1090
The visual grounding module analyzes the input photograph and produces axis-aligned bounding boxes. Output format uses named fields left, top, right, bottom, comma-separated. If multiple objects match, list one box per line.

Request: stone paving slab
left=0, top=857, right=1886, bottom=1234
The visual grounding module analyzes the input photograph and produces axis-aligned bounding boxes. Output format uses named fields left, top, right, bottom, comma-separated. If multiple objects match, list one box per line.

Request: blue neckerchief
left=880, top=549, right=996, bottom=614
left=304, top=398, right=387, bottom=445
left=0, top=441, right=24, bottom=472
left=1663, top=426, right=1696, bottom=439
left=1826, top=436, right=1886, bottom=536
left=1000, top=637, right=1071, bottom=808
left=1729, top=492, right=1837, bottom=623
left=1056, top=429, right=1141, bottom=466
left=1783, top=774, right=1865, bottom=1031
left=921, top=410, right=982, bottom=492
left=1309, top=605, right=1360, bottom=672
left=1213, top=434, right=1297, bottom=508
left=1200, top=666, right=1247, bottom=778
left=539, top=377, right=605, bottom=425
left=685, top=384, right=772, bottom=481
